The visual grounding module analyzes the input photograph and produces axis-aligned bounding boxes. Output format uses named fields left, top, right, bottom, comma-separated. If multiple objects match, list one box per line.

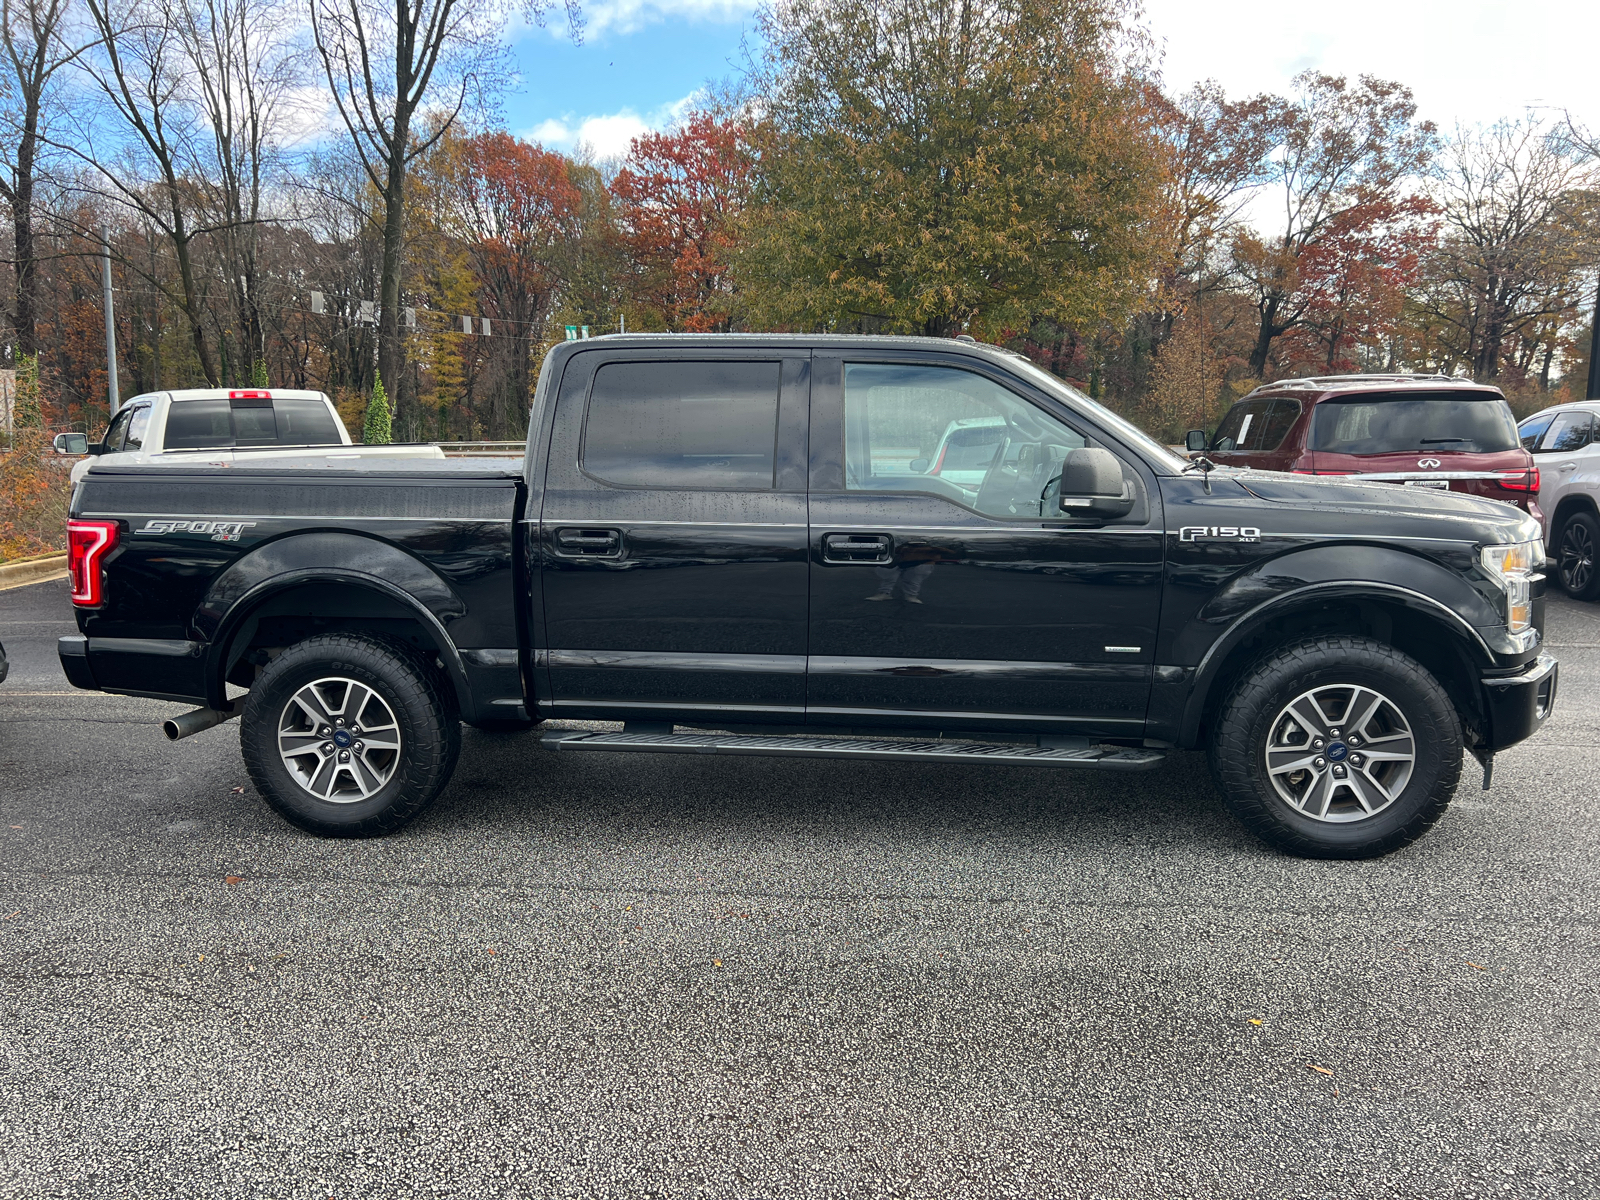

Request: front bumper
left=1479, top=653, right=1558, bottom=751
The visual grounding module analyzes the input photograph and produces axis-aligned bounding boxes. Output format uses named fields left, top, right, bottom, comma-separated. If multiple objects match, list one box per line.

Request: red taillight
left=1497, top=467, right=1539, bottom=492
left=228, top=390, right=270, bottom=399
left=67, top=520, right=118, bottom=607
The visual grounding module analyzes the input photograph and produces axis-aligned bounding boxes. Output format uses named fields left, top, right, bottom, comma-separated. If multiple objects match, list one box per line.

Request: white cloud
left=552, top=0, right=754, bottom=39
left=1143, top=0, right=1600, bottom=134
left=527, top=92, right=700, bottom=160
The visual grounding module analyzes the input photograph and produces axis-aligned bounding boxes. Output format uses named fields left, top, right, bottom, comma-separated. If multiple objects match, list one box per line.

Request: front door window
left=843, top=363, right=1085, bottom=518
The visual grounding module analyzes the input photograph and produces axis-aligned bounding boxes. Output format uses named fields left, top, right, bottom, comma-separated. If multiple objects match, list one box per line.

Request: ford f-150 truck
left=57, top=336, right=1559, bottom=858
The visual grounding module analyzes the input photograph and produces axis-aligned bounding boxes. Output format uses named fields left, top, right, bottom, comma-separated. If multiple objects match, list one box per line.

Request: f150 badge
left=134, top=519, right=257, bottom=542
left=1180, top=525, right=1261, bottom=542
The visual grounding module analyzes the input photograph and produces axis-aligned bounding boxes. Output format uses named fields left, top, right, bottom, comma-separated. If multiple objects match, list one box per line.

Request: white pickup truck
left=55, top=388, right=443, bottom=483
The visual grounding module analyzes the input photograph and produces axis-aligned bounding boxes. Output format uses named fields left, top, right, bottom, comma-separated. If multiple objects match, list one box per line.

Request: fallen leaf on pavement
left=1249, top=1019, right=1263, bottom=1025
left=224, top=875, right=243, bottom=885
left=713, top=959, right=722, bottom=968
left=230, top=786, right=246, bottom=795
left=1308, top=1064, right=1334, bottom=1077
left=2, top=911, right=19, bottom=921
left=1468, top=961, right=1485, bottom=970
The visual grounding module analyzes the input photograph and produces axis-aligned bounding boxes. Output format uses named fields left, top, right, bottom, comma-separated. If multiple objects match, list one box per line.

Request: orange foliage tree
left=611, top=113, right=752, bottom=332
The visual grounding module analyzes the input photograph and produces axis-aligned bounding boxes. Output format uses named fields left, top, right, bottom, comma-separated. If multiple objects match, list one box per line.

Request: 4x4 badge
left=134, top=519, right=257, bottom=542
left=1418, top=458, right=1442, bottom=468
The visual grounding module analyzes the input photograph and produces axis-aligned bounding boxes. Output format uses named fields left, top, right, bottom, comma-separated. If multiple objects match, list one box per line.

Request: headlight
left=1480, top=540, right=1542, bottom=633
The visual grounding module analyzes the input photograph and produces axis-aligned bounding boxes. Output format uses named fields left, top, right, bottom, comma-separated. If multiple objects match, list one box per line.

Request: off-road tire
left=1209, top=636, right=1461, bottom=859
left=1554, top=510, right=1600, bottom=601
left=240, top=633, right=460, bottom=837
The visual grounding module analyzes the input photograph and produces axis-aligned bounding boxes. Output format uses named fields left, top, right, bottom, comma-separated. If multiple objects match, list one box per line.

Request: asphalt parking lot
left=1, top=575, right=1597, bottom=1199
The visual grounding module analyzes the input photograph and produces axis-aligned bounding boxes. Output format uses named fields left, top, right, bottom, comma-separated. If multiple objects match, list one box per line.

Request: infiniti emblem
left=1418, top=458, right=1441, bottom=468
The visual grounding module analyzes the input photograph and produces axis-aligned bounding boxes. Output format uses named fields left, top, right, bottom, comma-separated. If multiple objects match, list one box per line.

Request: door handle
left=1558, top=461, right=1577, bottom=470
left=554, top=527, right=622, bottom=557
left=823, top=532, right=892, bottom=563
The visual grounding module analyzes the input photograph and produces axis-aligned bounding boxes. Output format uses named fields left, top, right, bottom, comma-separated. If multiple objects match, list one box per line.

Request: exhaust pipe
left=163, top=701, right=243, bottom=741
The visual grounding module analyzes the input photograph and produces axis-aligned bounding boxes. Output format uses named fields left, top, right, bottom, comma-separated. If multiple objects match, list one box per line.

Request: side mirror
left=908, top=457, right=930, bottom=474
left=1185, top=429, right=1208, bottom=452
left=1058, top=447, right=1135, bottom=520
left=53, top=433, right=89, bottom=455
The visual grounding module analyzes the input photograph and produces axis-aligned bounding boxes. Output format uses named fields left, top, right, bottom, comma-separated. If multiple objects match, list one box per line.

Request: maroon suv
left=1195, top=374, right=1542, bottom=519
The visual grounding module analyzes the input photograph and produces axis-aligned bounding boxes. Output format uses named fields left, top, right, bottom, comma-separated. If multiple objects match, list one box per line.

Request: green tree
left=363, top=371, right=392, bottom=444
left=737, top=0, right=1165, bottom=338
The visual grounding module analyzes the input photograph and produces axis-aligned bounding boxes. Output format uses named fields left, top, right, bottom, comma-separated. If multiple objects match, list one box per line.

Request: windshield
left=1311, top=393, right=1519, bottom=455
left=1001, top=353, right=1189, bottom=472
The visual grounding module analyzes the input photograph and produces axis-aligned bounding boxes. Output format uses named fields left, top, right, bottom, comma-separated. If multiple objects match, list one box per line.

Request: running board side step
left=539, top=730, right=1165, bottom=771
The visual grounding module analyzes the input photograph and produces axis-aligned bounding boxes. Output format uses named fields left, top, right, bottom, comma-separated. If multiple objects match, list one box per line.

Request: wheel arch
left=197, top=535, right=473, bottom=716
left=1549, top=491, right=1598, bottom=536
left=1180, top=583, right=1495, bottom=751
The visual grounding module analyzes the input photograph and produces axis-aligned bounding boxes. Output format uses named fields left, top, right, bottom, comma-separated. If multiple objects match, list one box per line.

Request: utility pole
left=1588, top=272, right=1600, bottom=401
left=101, top=225, right=120, bottom=415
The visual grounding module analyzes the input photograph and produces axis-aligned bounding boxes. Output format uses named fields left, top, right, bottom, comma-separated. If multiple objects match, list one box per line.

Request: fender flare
left=195, top=532, right=470, bottom=712
left=1177, top=578, right=1499, bottom=748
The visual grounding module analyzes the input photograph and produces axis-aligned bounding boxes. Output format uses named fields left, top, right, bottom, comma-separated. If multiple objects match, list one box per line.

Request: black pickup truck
left=58, top=336, right=1558, bottom=857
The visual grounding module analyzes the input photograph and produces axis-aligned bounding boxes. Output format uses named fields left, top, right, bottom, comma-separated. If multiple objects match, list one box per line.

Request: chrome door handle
left=822, top=533, right=892, bottom=563
left=554, top=527, right=622, bottom=557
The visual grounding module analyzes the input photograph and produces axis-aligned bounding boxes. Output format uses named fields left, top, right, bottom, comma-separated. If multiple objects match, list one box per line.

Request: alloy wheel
left=1264, top=684, right=1415, bottom=823
left=1560, top=521, right=1594, bottom=594
left=277, top=676, right=402, bottom=802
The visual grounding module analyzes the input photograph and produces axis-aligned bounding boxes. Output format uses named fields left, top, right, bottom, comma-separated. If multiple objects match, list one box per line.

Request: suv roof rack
left=1256, top=372, right=1467, bottom=392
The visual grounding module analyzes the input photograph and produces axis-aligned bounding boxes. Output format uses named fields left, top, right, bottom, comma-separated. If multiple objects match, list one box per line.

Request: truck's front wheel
left=1209, top=637, right=1461, bottom=859
left=240, top=633, right=460, bottom=837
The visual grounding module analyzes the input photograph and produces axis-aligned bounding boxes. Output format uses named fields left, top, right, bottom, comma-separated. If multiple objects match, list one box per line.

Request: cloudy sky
left=503, top=0, right=1600, bottom=160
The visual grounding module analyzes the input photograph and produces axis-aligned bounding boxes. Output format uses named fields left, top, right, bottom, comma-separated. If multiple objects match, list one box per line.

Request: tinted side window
left=273, top=399, right=342, bottom=445
left=1211, top=399, right=1271, bottom=451
left=583, top=361, right=780, bottom=489
left=101, top=407, right=134, bottom=452
left=163, top=400, right=233, bottom=449
left=1519, top=413, right=1554, bottom=450
left=122, top=405, right=152, bottom=450
left=1254, top=399, right=1301, bottom=451
left=1538, top=412, right=1595, bottom=453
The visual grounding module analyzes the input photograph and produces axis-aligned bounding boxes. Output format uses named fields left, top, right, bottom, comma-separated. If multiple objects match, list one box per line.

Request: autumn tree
left=611, top=113, right=751, bottom=332
left=1404, top=117, right=1599, bottom=382
left=309, top=0, right=580, bottom=430
left=1229, top=72, right=1436, bottom=377
left=739, top=0, right=1165, bottom=338
left=444, top=130, right=582, bottom=431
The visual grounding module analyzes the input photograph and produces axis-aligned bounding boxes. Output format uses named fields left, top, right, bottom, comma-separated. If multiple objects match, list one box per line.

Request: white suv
left=1518, top=400, right=1600, bottom=600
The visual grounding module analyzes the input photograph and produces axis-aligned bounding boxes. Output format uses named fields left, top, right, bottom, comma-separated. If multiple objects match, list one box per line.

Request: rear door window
left=583, top=361, right=781, bottom=489
left=1518, top=413, right=1555, bottom=450
left=1536, top=411, right=1595, bottom=453
left=1311, top=393, right=1519, bottom=454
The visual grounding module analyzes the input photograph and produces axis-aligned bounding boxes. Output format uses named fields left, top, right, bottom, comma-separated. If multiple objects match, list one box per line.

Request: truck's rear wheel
left=1209, top=637, right=1461, bottom=859
left=240, top=633, right=460, bottom=837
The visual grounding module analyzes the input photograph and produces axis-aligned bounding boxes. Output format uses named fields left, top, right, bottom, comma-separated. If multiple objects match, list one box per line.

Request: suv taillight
left=67, top=520, right=119, bottom=607
left=1497, top=467, right=1540, bottom=492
